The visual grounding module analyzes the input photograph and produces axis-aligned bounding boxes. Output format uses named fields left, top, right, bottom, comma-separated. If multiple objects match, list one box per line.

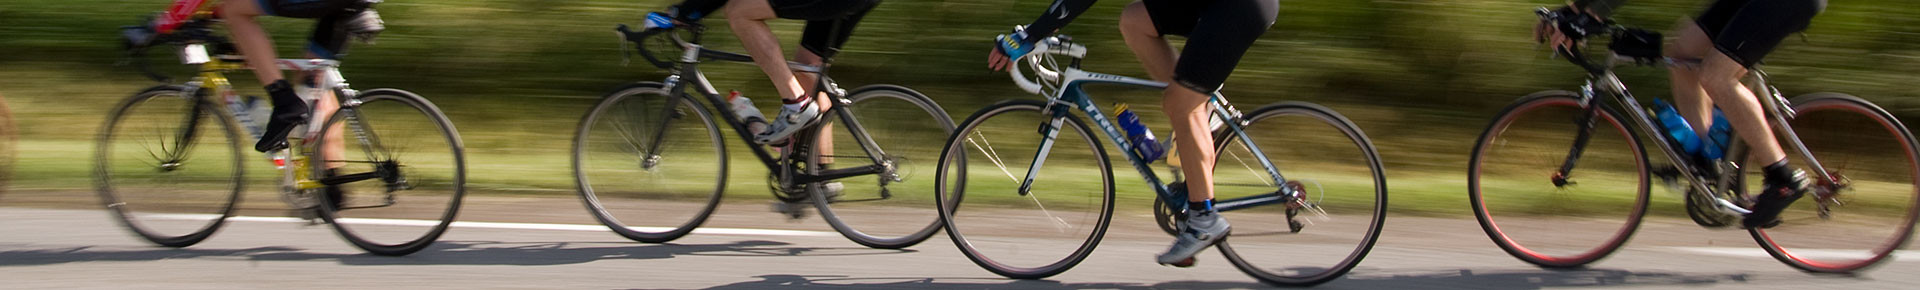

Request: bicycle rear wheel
left=574, top=82, right=725, bottom=243
left=1211, top=102, right=1385, bottom=286
left=935, top=100, right=1114, bottom=279
left=811, top=85, right=956, bottom=249
left=94, top=86, right=244, bottom=247
left=1743, top=93, right=1920, bottom=273
left=312, top=89, right=465, bottom=256
left=1468, top=91, right=1651, bottom=268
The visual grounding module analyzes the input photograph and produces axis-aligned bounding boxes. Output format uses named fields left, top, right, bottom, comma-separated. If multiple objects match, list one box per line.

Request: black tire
left=94, top=85, right=244, bottom=248
left=312, top=89, right=466, bottom=256
left=1468, top=91, right=1651, bottom=268
left=934, top=99, right=1114, bottom=279
left=811, top=85, right=957, bottom=249
left=1212, top=102, right=1387, bottom=286
left=1741, top=93, right=1920, bottom=273
left=573, top=82, right=725, bottom=243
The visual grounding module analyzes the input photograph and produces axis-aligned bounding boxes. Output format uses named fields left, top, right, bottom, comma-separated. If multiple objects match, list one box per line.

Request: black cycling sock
left=1762, top=159, right=1794, bottom=186
left=1188, top=198, right=1215, bottom=212
left=255, top=80, right=310, bottom=152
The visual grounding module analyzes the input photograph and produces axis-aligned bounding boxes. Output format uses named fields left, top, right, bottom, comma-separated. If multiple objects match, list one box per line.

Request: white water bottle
left=728, top=91, right=768, bottom=135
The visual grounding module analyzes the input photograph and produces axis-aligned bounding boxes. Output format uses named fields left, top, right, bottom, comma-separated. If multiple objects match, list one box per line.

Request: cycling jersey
left=1019, top=0, right=1278, bottom=94
left=671, top=0, right=881, bottom=58
left=1572, top=0, right=1825, bottom=67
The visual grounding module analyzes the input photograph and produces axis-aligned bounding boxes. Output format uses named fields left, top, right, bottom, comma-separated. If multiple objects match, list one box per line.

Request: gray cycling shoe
left=755, top=100, right=821, bottom=145
left=1156, top=208, right=1231, bottom=267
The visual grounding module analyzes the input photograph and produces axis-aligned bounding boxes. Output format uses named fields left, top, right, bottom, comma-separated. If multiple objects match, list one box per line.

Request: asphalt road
left=2, top=192, right=1915, bottom=289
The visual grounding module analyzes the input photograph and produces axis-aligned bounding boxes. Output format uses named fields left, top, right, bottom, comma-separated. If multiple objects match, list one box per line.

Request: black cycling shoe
left=1743, top=168, right=1809, bottom=229
left=255, top=80, right=310, bottom=152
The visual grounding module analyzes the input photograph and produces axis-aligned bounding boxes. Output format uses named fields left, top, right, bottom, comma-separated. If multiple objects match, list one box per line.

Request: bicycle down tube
left=1017, top=69, right=1292, bottom=212
left=644, top=42, right=890, bottom=186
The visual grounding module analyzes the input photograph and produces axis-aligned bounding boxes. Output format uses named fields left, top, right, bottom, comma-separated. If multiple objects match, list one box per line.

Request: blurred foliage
left=0, top=0, right=1915, bottom=213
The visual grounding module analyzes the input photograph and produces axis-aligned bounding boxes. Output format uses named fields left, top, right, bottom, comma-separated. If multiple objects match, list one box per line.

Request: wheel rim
left=315, top=91, right=464, bottom=254
left=96, top=89, right=242, bottom=246
left=575, top=87, right=724, bottom=242
left=1470, top=96, right=1648, bottom=266
left=1214, top=104, right=1384, bottom=285
left=813, top=87, right=955, bottom=248
left=1751, top=97, right=1920, bottom=272
left=937, top=102, right=1112, bottom=277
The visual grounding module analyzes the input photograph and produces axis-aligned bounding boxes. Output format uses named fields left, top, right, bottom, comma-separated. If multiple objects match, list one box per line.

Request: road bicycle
left=95, top=13, right=466, bottom=256
left=573, top=22, right=954, bottom=249
left=1467, top=8, right=1918, bottom=273
left=933, top=36, right=1387, bottom=286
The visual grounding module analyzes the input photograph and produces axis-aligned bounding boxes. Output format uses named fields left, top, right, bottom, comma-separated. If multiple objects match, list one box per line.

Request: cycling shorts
left=257, top=0, right=371, bottom=59
left=1694, top=0, right=1825, bottom=68
left=1142, top=0, right=1279, bottom=94
left=770, top=0, right=880, bottom=58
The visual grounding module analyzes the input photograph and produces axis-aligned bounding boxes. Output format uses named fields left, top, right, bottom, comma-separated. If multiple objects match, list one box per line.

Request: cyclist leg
left=1118, top=1, right=1176, bottom=83
left=1143, top=0, right=1278, bottom=266
left=793, top=3, right=874, bottom=162
left=1666, top=18, right=1714, bottom=135
left=1691, top=0, right=1822, bottom=228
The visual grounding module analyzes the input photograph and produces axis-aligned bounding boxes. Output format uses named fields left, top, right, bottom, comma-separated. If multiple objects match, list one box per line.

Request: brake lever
left=615, top=25, right=633, bottom=67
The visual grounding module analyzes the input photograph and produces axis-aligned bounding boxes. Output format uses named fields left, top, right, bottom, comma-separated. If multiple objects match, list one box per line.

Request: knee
left=1666, top=18, right=1710, bottom=59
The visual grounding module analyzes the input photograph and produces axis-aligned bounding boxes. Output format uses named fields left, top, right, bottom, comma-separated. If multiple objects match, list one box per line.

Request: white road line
left=153, top=214, right=840, bottom=237
left=1664, top=246, right=1919, bottom=262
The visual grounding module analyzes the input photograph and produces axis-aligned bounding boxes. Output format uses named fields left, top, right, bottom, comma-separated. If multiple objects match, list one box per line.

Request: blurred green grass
left=0, top=0, right=1915, bottom=216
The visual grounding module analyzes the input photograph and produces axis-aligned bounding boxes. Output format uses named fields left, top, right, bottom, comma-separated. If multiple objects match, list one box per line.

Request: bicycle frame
left=1557, top=53, right=1837, bottom=217
left=176, top=55, right=392, bottom=196
left=1018, top=65, right=1294, bottom=212
left=638, top=33, right=898, bottom=190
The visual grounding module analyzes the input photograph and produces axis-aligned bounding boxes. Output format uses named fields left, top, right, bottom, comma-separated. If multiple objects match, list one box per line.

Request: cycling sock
left=1188, top=198, right=1215, bottom=212
left=782, top=95, right=811, bottom=112
left=1762, top=158, right=1793, bottom=188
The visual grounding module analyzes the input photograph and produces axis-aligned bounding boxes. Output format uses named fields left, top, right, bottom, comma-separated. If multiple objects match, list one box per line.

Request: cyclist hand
left=989, top=27, right=1034, bottom=72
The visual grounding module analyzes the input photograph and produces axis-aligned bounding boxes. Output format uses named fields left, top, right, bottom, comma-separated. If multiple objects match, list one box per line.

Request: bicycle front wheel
left=574, top=82, right=725, bottom=243
left=1743, top=93, right=1920, bottom=273
left=935, top=100, right=1114, bottom=279
left=812, top=85, right=956, bottom=249
left=1210, top=102, right=1386, bottom=286
left=312, top=89, right=466, bottom=256
left=1468, top=91, right=1650, bottom=268
left=94, top=86, right=244, bottom=247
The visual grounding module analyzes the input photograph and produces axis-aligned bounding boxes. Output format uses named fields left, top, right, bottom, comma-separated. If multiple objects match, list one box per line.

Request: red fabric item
left=157, top=0, right=209, bottom=33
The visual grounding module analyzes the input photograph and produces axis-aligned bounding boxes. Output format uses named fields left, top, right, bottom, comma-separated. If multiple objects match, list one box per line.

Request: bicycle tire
left=93, top=85, right=244, bottom=248
left=811, top=85, right=957, bottom=249
left=312, top=88, right=466, bottom=256
left=1213, top=102, right=1387, bottom=286
left=935, top=99, right=1114, bottom=279
left=1742, top=93, right=1920, bottom=273
left=573, top=82, right=726, bottom=243
left=1468, top=91, right=1651, bottom=268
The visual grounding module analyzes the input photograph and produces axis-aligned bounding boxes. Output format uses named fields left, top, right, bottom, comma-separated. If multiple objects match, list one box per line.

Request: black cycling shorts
left=770, top=0, right=880, bottom=58
left=1694, top=0, right=1824, bottom=68
left=1142, top=0, right=1279, bottom=94
left=257, top=0, right=369, bottom=59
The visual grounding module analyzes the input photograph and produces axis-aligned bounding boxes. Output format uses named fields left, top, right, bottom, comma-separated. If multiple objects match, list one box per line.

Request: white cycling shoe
left=1156, top=208, right=1231, bottom=267
left=755, top=99, right=821, bottom=145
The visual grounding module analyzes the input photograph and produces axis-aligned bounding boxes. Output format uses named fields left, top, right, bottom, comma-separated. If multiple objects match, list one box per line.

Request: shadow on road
left=0, top=240, right=914, bottom=267
left=635, top=268, right=1857, bottom=290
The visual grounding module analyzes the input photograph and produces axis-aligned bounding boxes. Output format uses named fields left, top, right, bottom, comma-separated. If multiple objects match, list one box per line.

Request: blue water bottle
left=1115, top=104, right=1165, bottom=162
left=1700, top=108, right=1731, bottom=160
left=1652, top=99, right=1705, bottom=157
